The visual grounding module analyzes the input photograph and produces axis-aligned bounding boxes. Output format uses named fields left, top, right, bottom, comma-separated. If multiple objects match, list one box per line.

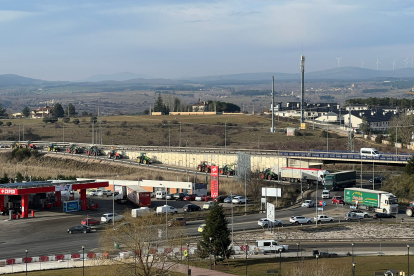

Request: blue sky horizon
left=0, top=0, right=413, bottom=81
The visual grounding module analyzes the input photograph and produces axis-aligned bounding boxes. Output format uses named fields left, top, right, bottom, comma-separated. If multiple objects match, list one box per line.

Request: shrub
left=73, top=119, right=80, bottom=125
left=0, top=121, right=3, bottom=126
left=375, top=134, right=383, bottom=144
left=62, top=117, right=70, bottom=123
left=5, top=122, right=12, bottom=127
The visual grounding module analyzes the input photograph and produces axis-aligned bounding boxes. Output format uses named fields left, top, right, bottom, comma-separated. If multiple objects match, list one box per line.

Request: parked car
left=89, top=189, right=104, bottom=196
left=100, top=213, right=125, bottom=223
left=332, top=196, right=345, bottom=204
left=166, top=194, right=173, bottom=200
left=373, top=213, right=396, bottom=219
left=168, top=217, right=186, bottom=226
left=289, top=216, right=312, bottom=224
left=67, top=225, right=91, bottom=234
left=344, top=212, right=363, bottom=221
left=183, top=204, right=201, bottom=212
left=301, top=200, right=315, bottom=208
left=81, top=218, right=100, bottom=226
left=350, top=209, right=370, bottom=218
left=198, top=224, right=206, bottom=233
left=223, top=195, right=238, bottom=203
left=183, top=194, right=197, bottom=201
left=195, top=195, right=210, bottom=201
left=174, top=193, right=187, bottom=201
left=258, top=218, right=283, bottom=227
left=369, top=177, right=384, bottom=183
left=213, top=195, right=227, bottom=203
left=104, top=190, right=113, bottom=196
left=203, top=202, right=215, bottom=210
left=232, top=196, right=248, bottom=204
left=96, top=190, right=105, bottom=197
left=156, top=205, right=178, bottom=215
left=314, top=215, right=334, bottom=223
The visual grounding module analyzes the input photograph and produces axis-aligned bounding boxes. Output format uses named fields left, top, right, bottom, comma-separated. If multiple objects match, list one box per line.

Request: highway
left=0, top=192, right=411, bottom=260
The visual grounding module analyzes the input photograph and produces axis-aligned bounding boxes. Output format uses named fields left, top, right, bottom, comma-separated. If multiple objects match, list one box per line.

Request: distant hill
left=81, top=72, right=151, bottom=82
left=0, top=74, right=45, bottom=87
left=182, top=67, right=414, bottom=84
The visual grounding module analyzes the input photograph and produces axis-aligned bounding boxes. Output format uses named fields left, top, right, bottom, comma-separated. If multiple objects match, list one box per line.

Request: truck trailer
left=324, top=171, right=356, bottom=191
left=280, top=167, right=329, bottom=184
left=126, top=185, right=151, bottom=207
left=344, top=188, right=398, bottom=214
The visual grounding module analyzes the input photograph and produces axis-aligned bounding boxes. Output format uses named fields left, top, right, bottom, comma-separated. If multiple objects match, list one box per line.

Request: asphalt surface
left=1, top=189, right=412, bottom=260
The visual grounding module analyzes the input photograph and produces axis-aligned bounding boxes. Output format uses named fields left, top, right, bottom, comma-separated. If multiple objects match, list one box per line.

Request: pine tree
left=22, top=106, right=30, bottom=117
left=154, top=93, right=164, bottom=112
left=199, top=202, right=232, bottom=263
left=51, top=103, right=64, bottom=117
left=404, top=156, right=414, bottom=175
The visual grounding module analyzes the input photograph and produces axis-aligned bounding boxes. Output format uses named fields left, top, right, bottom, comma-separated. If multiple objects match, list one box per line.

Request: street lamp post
left=160, top=184, right=168, bottom=239
left=316, top=254, right=319, bottom=276
left=352, top=262, right=356, bottom=276
left=25, top=250, right=28, bottom=276
left=296, top=242, right=299, bottom=268
left=351, top=243, right=355, bottom=264
left=326, top=123, right=329, bottom=152
left=209, top=237, right=213, bottom=270
left=408, top=244, right=410, bottom=276
left=245, top=241, right=248, bottom=276
left=112, top=175, right=119, bottom=228
left=231, top=191, right=234, bottom=246
left=187, top=242, right=190, bottom=276
left=82, top=246, right=85, bottom=276
left=279, top=249, right=282, bottom=276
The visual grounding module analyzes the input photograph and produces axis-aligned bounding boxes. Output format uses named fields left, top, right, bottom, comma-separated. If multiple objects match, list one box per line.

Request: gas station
left=0, top=180, right=109, bottom=218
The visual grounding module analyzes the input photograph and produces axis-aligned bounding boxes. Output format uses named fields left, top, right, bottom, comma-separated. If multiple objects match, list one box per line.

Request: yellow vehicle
left=198, top=224, right=206, bottom=233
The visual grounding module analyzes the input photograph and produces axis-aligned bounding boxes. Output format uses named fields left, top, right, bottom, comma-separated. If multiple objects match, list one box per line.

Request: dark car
left=173, top=193, right=187, bottom=200
left=373, top=213, right=396, bottom=219
left=369, top=177, right=384, bottom=183
left=67, top=225, right=91, bottom=234
left=167, top=217, right=186, bottom=227
left=183, top=204, right=201, bottom=212
left=213, top=195, right=227, bottom=203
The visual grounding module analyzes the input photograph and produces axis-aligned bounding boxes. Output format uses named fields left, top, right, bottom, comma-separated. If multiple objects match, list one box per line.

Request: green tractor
left=107, top=149, right=122, bottom=159
left=220, top=163, right=236, bottom=176
left=137, top=153, right=152, bottom=164
left=47, top=143, right=60, bottom=152
left=10, top=142, right=21, bottom=149
left=86, top=146, right=101, bottom=156
left=259, top=168, right=278, bottom=180
left=66, top=144, right=82, bottom=154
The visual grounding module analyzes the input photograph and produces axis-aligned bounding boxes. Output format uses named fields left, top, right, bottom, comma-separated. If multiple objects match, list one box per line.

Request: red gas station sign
left=0, top=189, right=17, bottom=195
left=210, top=166, right=219, bottom=199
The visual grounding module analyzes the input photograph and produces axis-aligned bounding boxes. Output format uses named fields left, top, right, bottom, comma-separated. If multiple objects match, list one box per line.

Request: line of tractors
left=197, top=161, right=237, bottom=176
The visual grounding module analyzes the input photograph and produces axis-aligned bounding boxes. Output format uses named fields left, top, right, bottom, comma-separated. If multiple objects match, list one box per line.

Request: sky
left=0, top=0, right=413, bottom=81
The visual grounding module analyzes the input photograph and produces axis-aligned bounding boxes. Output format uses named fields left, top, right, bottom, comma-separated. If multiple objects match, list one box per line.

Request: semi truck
left=113, top=185, right=151, bottom=207
left=344, top=188, right=398, bottom=214
left=323, top=171, right=356, bottom=190
left=280, top=167, right=329, bottom=184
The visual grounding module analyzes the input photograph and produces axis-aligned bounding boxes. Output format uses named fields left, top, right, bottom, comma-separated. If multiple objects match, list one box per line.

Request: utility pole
left=347, top=110, right=354, bottom=151
left=271, top=76, right=275, bottom=133
left=92, top=121, right=94, bottom=145
left=300, top=55, right=305, bottom=126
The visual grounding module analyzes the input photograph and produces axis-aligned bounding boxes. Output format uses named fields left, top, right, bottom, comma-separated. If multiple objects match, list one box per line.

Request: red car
left=81, top=218, right=100, bottom=226
left=183, top=194, right=197, bottom=201
left=332, top=196, right=344, bottom=205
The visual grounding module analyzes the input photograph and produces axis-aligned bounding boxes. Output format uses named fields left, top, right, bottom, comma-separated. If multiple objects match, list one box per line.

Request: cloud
left=0, top=10, right=33, bottom=23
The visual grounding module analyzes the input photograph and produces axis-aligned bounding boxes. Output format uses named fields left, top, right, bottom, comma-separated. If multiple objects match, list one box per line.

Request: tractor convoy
left=47, top=143, right=60, bottom=152
left=107, top=149, right=123, bottom=159
left=86, top=146, right=101, bottom=156
left=197, top=161, right=213, bottom=173
left=66, top=144, right=82, bottom=154
left=219, top=164, right=236, bottom=176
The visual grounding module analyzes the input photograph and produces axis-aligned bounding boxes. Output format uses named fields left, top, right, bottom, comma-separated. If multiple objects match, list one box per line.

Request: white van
left=131, top=207, right=150, bottom=218
left=156, top=191, right=166, bottom=199
left=360, top=148, right=382, bottom=158
left=322, top=190, right=330, bottom=199
left=255, top=240, right=288, bottom=253
left=156, top=205, right=178, bottom=215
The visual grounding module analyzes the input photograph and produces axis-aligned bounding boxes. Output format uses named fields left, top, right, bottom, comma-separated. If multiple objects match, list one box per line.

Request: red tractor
left=197, top=161, right=212, bottom=173
left=107, top=149, right=122, bottom=159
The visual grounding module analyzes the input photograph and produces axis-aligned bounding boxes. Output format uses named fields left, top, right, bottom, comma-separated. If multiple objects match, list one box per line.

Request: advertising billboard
left=210, top=166, right=219, bottom=198
left=63, top=200, right=79, bottom=212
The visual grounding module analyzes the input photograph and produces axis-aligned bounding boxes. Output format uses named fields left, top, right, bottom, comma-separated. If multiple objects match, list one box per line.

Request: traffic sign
left=319, top=200, right=323, bottom=206
left=323, top=201, right=326, bottom=206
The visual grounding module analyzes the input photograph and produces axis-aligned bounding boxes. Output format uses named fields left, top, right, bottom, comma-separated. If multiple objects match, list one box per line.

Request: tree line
left=345, top=97, right=414, bottom=108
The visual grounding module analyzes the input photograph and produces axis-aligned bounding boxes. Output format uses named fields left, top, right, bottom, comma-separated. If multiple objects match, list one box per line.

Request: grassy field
left=6, top=255, right=410, bottom=276
left=0, top=114, right=400, bottom=153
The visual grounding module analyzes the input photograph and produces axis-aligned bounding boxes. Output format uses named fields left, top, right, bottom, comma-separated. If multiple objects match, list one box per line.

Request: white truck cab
left=322, top=190, right=330, bottom=199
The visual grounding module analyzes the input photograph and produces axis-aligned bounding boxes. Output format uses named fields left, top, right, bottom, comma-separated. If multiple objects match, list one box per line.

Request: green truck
left=323, top=171, right=356, bottom=191
left=344, top=188, right=398, bottom=214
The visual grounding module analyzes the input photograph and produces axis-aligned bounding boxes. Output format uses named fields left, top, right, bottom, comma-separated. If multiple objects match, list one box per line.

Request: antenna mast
left=300, top=56, right=305, bottom=125
left=271, top=76, right=275, bottom=132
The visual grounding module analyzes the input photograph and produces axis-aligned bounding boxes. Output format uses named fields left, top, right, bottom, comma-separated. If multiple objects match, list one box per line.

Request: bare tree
left=99, top=212, right=183, bottom=276
left=389, top=113, right=414, bottom=144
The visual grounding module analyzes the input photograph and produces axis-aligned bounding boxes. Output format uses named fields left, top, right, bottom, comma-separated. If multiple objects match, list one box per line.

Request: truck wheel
left=406, top=209, right=413, bottom=217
